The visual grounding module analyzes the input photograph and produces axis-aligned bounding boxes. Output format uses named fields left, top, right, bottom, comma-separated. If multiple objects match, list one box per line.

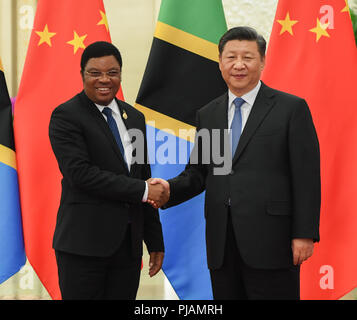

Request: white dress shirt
left=227, top=80, right=261, bottom=131
left=95, top=99, right=148, bottom=201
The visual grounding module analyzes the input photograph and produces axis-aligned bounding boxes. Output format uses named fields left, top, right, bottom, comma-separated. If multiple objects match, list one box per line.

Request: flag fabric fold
left=0, top=58, right=26, bottom=284
left=13, top=0, right=119, bottom=299
left=262, top=0, right=357, bottom=299
left=136, top=0, right=227, bottom=299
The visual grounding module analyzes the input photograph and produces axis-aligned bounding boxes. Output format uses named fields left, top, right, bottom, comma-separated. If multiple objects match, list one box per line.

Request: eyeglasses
left=85, top=70, right=121, bottom=79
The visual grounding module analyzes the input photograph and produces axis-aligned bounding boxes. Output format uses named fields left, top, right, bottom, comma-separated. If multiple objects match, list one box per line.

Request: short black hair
left=80, top=41, right=122, bottom=71
left=218, top=26, right=266, bottom=59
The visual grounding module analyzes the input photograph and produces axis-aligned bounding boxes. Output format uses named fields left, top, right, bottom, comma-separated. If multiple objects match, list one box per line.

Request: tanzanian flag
left=136, top=0, right=227, bottom=299
left=0, top=58, right=26, bottom=284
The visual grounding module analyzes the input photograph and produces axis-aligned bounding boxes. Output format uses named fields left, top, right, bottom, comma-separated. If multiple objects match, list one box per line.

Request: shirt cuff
left=142, top=181, right=148, bottom=202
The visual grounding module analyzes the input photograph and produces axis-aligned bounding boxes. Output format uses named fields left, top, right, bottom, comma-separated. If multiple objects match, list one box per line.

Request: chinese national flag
left=13, top=0, right=123, bottom=299
left=262, top=0, right=357, bottom=299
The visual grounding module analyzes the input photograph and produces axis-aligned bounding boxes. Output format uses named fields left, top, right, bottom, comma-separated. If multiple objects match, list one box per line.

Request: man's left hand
left=291, top=238, right=314, bottom=265
left=149, top=251, right=164, bottom=277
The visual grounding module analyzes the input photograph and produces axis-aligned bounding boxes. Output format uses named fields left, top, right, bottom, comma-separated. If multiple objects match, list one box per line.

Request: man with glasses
left=49, top=41, right=165, bottom=300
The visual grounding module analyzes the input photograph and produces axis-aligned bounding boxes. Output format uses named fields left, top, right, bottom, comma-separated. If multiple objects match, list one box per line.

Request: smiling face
left=82, top=55, right=121, bottom=106
left=219, top=40, right=265, bottom=97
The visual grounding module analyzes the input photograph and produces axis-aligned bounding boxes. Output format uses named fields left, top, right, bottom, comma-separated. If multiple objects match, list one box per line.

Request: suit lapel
left=211, top=93, right=229, bottom=160
left=202, top=93, right=229, bottom=169
left=116, top=98, right=142, bottom=177
left=116, top=98, right=137, bottom=135
left=213, top=93, right=229, bottom=130
left=232, top=83, right=275, bottom=165
left=79, top=92, right=129, bottom=173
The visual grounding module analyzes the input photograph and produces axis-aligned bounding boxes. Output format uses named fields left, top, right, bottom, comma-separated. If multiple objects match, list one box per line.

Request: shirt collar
left=228, top=80, right=261, bottom=108
left=95, top=99, right=120, bottom=116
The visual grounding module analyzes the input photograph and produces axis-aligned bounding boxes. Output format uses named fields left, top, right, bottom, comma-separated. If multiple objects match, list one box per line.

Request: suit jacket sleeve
left=49, top=105, right=146, bottom=203
left=165, top=111, right=207, bottom=208
left=289, top=99, right=321, bottom=241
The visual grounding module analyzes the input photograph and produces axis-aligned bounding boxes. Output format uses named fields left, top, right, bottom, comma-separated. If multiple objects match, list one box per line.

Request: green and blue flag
left=136, top=0, right=227, bottom=299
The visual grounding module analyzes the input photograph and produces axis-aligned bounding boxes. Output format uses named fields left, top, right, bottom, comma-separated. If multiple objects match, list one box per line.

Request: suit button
left=226, top=198, right=231, bottom=206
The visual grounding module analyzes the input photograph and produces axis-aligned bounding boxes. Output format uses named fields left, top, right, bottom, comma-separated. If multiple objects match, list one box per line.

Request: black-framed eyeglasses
left=85, top=70, right=121, bottom=79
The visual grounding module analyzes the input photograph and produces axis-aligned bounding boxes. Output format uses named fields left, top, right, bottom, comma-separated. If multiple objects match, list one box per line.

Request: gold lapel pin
left=122, top=111, right=128, bottom=120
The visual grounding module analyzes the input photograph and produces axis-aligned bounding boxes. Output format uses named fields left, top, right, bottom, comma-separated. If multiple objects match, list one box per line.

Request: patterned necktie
left=231, top=97, right=245, bottom=157
left=102, top=107, right=127, bottom=166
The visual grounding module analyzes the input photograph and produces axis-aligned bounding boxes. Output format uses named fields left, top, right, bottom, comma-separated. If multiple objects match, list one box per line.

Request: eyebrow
left=224, top=50, right=256, bottom=56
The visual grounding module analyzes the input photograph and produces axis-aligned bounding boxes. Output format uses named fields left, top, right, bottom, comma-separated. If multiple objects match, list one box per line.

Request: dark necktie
left=102, top=107, right=127, bottom=166
left=231, top=97, right=245, bottom=157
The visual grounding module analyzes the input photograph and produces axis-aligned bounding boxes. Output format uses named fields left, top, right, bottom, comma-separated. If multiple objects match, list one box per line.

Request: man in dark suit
left=49, top=41, right=165, bottom=300
left=150, top=27, right=320, bottom=299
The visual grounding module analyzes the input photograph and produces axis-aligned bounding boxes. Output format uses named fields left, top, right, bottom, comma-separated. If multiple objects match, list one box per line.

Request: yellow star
left=309, top=18, right=330, bottom=42
left=67, top=31, right=87, bottom=54
left=341, top=0, right=349, bottom=13
left=277, top=12, right=298, bottom=35
left=35, top=24, right=56, bottom=47
left=97, top=10, right=109, bottom=32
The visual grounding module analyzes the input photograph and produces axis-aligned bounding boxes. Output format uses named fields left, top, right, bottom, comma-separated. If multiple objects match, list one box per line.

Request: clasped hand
left=146, top=178, right=170, bottom=209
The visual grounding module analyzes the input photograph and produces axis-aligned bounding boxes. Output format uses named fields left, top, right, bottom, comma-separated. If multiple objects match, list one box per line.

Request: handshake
left=146, top=178, right=170, bottom=209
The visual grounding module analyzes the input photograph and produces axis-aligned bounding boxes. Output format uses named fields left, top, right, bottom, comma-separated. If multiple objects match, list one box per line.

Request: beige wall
left=0, top=0, right=16, bottom=95
left=106, top=0, right=161, bottom=105
left=0, top=0, right=36, bottom=97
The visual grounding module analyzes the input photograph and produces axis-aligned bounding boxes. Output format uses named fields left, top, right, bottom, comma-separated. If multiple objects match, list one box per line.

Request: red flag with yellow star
left=13, top=0, right=122, bottom=299
left=262, top=0, right=357, bottom=299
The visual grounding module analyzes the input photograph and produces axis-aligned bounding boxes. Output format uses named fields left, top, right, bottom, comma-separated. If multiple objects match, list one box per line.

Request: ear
left=260, top=56, right=266, bottom=70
